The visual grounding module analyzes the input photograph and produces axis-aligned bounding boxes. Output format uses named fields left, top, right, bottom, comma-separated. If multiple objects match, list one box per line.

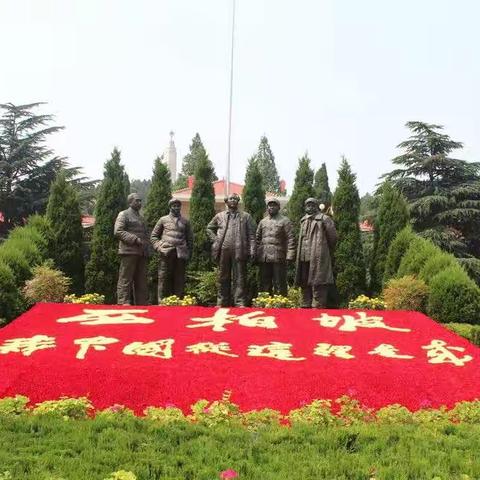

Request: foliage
left=359, top=192, right=378, bottom=224
left=0, top=396, right=29, bottom=416
left=85, top=148, right=129, bottom=303
left=313, top=163, right=332, bottom=208
left=63, top=293, right=105, bottom=304
left=444, top=323, right=480, bottom=346
left=242, top=157, right=266, bottom=225
left=143, top=405, right=186, bottom=424
left=458, top=257, right=480, bottom=286
left=427, top=267, right=480, bottom=324
left=335, top=395, right=375, bottom=425
left=397, top=237, right=439, bottom=278
left=104, top=471, right=137, bottom=480
left=189, top=152, right=216, bottom=271
left=185, top=268, right=218, bottom=306
left=419, top=250, right=458, bottom=284
left=0, top=243, right=33, bottom=284
left=382, top=275, right=429, bottom=312
left=287, top=286, right=302, bottom=307
left=288, top=400, right=338, bottom=427
left=286, top=154, right=314, bottom=234
left=382, top=121, right=480, bottom=257
left=251, top=136, right=281, bottom=195
left=159, top=295, right=197, bottom=306
left=383, top=226, right=416, bottom=284
left=241, top=409, right=282, bottom=430
left=129, top=179, right=151, bottom=203
left=369, top=182, right=409, bottom=293
left=96, top=405, right=135, bottom=420
left=46, top=170, right=85, bottom=294
left=23, top=263, right=71, bottom=303
left=0, top=261, right=24, bottom=323
left=8, top=221, right=49, bottom=258
left=189, top=391, right=242, bottom=427
left=333, top=157, right=366, bottom=303
left=375, top=404, right=415, bottom=425
left=32, top=397, right=93, bottom=419
left=252, top=292, right=295, bottom=308
left=348, top=294, right=386, bottom=310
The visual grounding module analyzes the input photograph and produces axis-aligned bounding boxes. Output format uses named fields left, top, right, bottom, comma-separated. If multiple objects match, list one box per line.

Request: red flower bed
left=0, top=303, right=479, bottom=414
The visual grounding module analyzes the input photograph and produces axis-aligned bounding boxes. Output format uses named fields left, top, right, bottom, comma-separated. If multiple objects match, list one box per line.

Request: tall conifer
left=243, top=157, right=266, bottom=225
left=313, top=163, right=332, bottom=208
left=254, top=136, right=281, bottom=195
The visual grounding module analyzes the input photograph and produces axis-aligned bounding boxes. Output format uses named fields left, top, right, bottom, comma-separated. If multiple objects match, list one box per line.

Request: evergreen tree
left=130, top=179, right=152, bottom=202
left=243, top=157, right=266, bottom=225
left=253, top=136, right=281, bottom=195
left=286, top=154, right=314, bottom=234
left=313, top=163, right=332, bottom=208
left=46, top=170, right=85, bottom=294
left=143, top=158, right=172, bottom=304
left=383, top=121, right=480, bottom=257
left=174, top=133, right=217, bottom=190
left=333, top=157, right=366, bottom=303
left=189, top=152, right=216, bottom=271
left=369, top=182, right=409, bottom=294
left=85, top=148, right=129, bottom=303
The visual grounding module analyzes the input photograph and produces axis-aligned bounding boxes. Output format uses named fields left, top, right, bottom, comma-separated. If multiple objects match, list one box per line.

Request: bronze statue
left=151, top=198, right=193, bottom=303
left=295, top=197, right=337, bottom=308
left=114, top=193, right=150, bottom=305
left=256, top=198, right=296, bottom=296
left=207, top=193, right=256, bottom=307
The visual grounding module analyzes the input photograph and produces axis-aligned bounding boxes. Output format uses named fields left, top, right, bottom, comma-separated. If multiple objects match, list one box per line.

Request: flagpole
left=226, top=0, right=236, bottom=197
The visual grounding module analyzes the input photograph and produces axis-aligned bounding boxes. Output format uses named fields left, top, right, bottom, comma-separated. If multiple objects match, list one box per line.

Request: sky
left=1, top=0, right=479, bottom=195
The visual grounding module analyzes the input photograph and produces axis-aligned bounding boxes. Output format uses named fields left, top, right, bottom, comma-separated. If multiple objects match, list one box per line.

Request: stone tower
left=163, top=131, right=177, bottom=181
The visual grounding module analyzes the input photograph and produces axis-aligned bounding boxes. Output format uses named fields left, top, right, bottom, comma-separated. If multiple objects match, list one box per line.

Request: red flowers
left=219, top=469, right=239, bottom=479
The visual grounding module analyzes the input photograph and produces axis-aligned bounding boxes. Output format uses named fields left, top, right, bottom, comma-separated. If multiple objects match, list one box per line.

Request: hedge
left=445, top=323, right=480, bottom=346
left=397, top=237, right=439, bottom=278
left=382, top=226, right=416, bottom=285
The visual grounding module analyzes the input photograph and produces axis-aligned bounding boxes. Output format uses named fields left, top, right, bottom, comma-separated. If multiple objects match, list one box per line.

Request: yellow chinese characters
left=123, top=339, right=174, bottom=359
left=187, top=308, right=277, bottom=332
left=422, top=339, right=473, bottom=367
left=186, top=342, right=238, bottom=357
left=368, top=344, right=414, bottom=360
left=313, top=343, right=355, bottom=359
left=0, top=335, right=56, bottom=356
left=57, top=309, right=154, bottom=325
left=313, top=312, right=411, bottom=333
left=74, top=336, right=119, bottom=360
left=247, top=342, right=305, bottom=361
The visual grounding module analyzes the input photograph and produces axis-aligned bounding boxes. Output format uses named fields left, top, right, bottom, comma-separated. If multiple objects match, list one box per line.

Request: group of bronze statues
left=114, top=192, right=337, bottom=308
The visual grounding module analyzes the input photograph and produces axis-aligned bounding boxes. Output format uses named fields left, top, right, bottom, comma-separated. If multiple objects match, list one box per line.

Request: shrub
left=96, top=404, right=135, bottom=420
left=64, top=293, right=105, bottom=304
left=383, top=226, right=416, bottom=284
left=143, top=406, right=186, bottom=424
left=419, top=251, right=458, bottom=284
left=397, top=237, right=438, bottom=278
left=8, top=223, right=48, bottom=258
left=185, top=269, right=218, bottom=306
left=348, top=294, right=386, bottom=310
left=32, top=397, right=93, bottom=419
left=23, top=264, right=71, bottom=303
left=335, top=395, right=375, bottom=425
left=160, top=295, right=197, bottom=306
left=2, top=236, right=42, bottom=266
left=444, top=323, right=480, bottom=346
left=0, top=244, right=33, bottom=285
left=189, top=391, right=242, bottom=427
left=242, top=409, right=282, bottom=430
left=427, top=267, right=480, bottom=324
left=0, top=396, right=29, bottom=416
left=376, top=404, right=414, bottom=424
left=288, top=399, right=338, bottom=427
left=0, top=261, right=24, bottom=322
left=382, top=275, right=429, bottom=312
left=104, top=471, right=137, bottom=480
left=287, top=287, right=302, bottom=308
left=252, top=292, right=295, bottom=308
left=449, top=400, right=480, bottom=424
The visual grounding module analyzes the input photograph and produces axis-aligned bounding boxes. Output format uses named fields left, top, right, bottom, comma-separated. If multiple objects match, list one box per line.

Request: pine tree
left=383, top=121, right=480, bottom=257
left=313, top=163, right=332, bottom=208
left=253, top=136, right=281, bottom=195
left=287, top=154, right=314, bottom=234
left=243, top=157, right=266, bottom=225
left=46, top=170, right=85, bottom=294
left=333, top=157, right=366, bottom=303
left=85, top=148, right=129, bottom=303
left=143, top=158, right=172, bottom=303
left=174, top=133, right=217, bottom=190
left=369, top=182, right=409, bottom=294
left=189, top=152, right=216, bottom=271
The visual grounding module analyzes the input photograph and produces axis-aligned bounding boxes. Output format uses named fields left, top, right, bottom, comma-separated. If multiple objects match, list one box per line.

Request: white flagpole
left=226, top=0, right=236, bottom=197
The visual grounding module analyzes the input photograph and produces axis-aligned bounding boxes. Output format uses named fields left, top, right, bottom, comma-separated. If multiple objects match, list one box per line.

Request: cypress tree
left=333, top=157, right=366, bottom=303
left=313, top=163, right=332, bottom=208
left=46, top=170, right=85, bottom=294
left=243, top=157, right=266, bottom=225
left=369, top=182, right=409, bottom=294
left=143, top=158, right=172, bottom=303
left=287, top=154, right=314, bottom=234
left=85, top=148, right=129, bottom=303
left=254, top=136, right=281, bottom=195
left=189, top=152, right=216, bottom=271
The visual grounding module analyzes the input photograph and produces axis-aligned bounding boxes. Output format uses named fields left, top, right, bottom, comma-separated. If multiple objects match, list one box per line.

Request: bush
left=159, top=295, right=197, bottom=306
left=382, top=275, right=429, bottom=312
left=348, top=294, right=386, bottom=310
left=8, top=223, right=48, bottom=258
left=383, top=226, right=416, bottom=285
left=0, top=261, right=24, bottom=322
left=287, top=286, right=302, bottom=308
left=288, top=400, right=338, bottom=427
left=143, top=406, right=186, bottom=424
left=64, top=293, right=105, bottom=304
left=23, top=263, right=71, bottom=303
left=252, top=292, right=295, bottom=308
left=397, top=237, right=438, bottom=278
left=419, top=251, right=458, bottom=284
left=185, top=268, right=218, bottom=306
left=0, top=244, right=34, bottom=285
left=0, top=396, right=29, bottom=416
left=444, top=323, right=480, bottom=346
left=32, top=397, right=93, bottom=419
left=427, top=267, right=480, bottom=324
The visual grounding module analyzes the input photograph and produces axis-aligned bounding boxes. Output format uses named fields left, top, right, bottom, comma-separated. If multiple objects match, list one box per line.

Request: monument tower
left=163, top=131, right=177, bottom=181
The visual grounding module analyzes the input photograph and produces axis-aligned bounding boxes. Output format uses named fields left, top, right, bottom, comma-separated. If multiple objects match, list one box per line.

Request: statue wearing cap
left=114, top=193, right=150, bottom=305
left=150, top=198, right=193, bottom=303
left=295, top=197, right=337, bottom=308
left=206, top=193, right=256, bottom=307
left=256, top=198, right=296, bottom=296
